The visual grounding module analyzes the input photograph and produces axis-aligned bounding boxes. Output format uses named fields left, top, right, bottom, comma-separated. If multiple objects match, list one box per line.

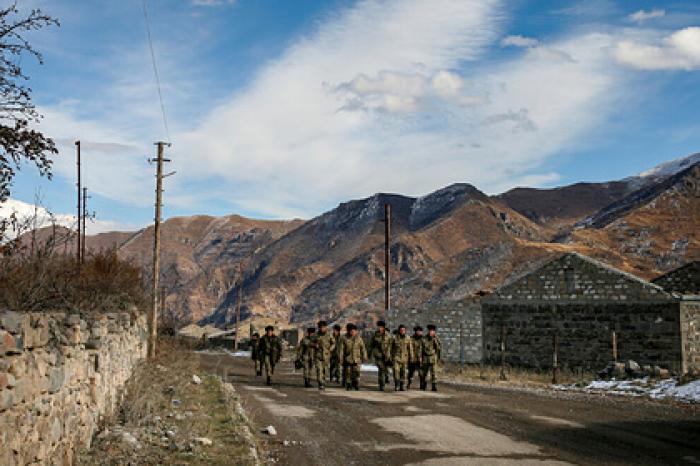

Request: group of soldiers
left=250, top=320, right=442, bottom=392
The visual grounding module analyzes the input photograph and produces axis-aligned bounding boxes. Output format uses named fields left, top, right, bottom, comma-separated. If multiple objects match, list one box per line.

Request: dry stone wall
left=681, top=299, right=700, bottom=375
left=0, top=310, right=147, bottom=466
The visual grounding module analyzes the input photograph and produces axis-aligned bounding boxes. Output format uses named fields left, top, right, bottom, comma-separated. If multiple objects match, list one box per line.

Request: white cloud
left=614, top=27, right=700, bottom=70
left=628, top=8, right=666, bottom=24
left=0, top=198, right=134, bottom=236
left=500, top=35, right=539, bottom=47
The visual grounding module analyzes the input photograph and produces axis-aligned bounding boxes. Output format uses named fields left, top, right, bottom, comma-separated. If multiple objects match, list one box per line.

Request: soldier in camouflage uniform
left=341, top=323, right=367, bottom=390
left=259, top=326, right=283, bottom=386
left=330, top=324, right=342, bottom=383
left=391, top=325, right=413, bottom=391
left=297, top=327, right=316, bottom=388
left=368, top=321, right=393, bottom=391
left=407, top=326, right=423, bottom=389
left=313, top=320, right=335, bottom=390
left=250, top=332, right=262, bottom=376
left=420, top=324, right=442, bottom=391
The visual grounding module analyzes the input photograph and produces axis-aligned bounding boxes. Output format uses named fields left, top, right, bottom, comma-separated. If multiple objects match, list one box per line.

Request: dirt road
left=198, top=353, right=700, bottom=466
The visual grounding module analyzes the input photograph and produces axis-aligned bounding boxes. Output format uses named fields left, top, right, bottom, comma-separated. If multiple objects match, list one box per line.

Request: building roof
left=652, top=261, right=700, bottom=294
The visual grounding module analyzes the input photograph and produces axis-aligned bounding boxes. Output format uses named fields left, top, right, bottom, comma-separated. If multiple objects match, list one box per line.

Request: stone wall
left=387, top=299, right=482, bottom=363
left=481, top=302, right=684, bottom=372
left=653, top=261, right=700, bottom=294
left=681, top=299, right=700, bottom=375
left=0, top=311, right=147, bottom=466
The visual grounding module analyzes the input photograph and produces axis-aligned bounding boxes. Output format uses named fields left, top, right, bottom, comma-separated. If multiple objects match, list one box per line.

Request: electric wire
left=141, top=0, right=171, bottom=143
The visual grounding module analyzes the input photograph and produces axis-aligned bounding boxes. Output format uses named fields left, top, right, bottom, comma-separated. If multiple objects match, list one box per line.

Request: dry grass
left=78, top=338, right=260, bottom=466
left=441, top=362, right=596, bottom=388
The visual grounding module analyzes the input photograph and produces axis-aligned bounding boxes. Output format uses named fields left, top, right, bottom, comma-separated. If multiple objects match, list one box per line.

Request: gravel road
left=198, top=353, right=700, bottom=466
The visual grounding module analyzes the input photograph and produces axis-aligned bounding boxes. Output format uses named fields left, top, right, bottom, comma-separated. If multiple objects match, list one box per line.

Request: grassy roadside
left=78, top=339, right=261, bottom=466
left=441, top=362, right=597, bottom=388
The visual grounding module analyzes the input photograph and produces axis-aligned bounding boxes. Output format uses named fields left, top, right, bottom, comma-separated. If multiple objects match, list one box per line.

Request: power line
left=141, top=0, right=171, bottom=143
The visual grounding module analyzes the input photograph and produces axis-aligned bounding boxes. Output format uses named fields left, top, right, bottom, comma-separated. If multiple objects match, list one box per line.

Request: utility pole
left=234, top=265, right=243, bottom=351
left=384, top=203, right=391, bottom=313
left=148, top=141, right=171, bottom=359
left=75, top=141, right=81, bottom=270
left=82, top=187, right=90, bottom=263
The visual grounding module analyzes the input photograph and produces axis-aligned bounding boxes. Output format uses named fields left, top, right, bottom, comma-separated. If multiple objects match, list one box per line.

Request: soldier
left=330, top=324, right=342, bottom=383
left=341, top=323, right=353, bottom=387
left=341, top=323, right=367, bottom=390
left=297, top=327, right=316, bottom=388
left=368, top=321, right=393, bottom=391
left=313, top=320, right=335, bottom=390
left=391, top=324, right=413, bottom=391
left=259, top=325, right=283, bottom=386
left=250, top=332, right=262, bottom=376
left=407, top=326, right=423, bottom=389
left=420, top=324, right=442, bottom=391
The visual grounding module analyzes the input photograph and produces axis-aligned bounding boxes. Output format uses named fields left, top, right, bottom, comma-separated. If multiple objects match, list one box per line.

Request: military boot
left=406, top=379, right=411, bottom=389
left=379, top=383, right=385, bottom=392
left=266, top=376, right=271, bottom=386
left=353, top=381, right=360, bottom=391
left=399, top=382, right=405, bottom=391
left=431, top=383, right=438, bottom=392
left=304, top=378, right=311, bottom=388
left=420, top=380, right=427, bottom=391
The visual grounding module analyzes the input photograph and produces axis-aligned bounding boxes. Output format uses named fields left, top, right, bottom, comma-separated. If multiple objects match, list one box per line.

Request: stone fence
left=0, top=310, right=147, bottom=465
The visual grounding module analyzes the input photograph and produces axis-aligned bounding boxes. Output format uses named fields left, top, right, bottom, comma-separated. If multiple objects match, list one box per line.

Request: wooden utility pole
left=384, top=203, right=391, bottom=313
left=82, top=187, right=89, bottom=263
left=148, top=141, right=171, bottom=359
left=234, top=267, right=243, bottom=351
left=499, top=325, right=507, bottom=381
left=611, top=330, right=618, bottom=363
left=75, top=141, right=81, bottom=270
left=552, top=333, right=559, bottom=384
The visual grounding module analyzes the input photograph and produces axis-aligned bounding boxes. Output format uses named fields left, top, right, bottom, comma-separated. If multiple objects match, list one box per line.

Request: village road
left=198, top=353, right=700, bottom=466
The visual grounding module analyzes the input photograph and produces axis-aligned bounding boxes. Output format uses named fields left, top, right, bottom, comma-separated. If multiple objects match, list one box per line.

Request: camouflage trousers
left=330, top=358, right=341, bottom=382
left=421, top=362, right=438, bottom=385
left=393, top=360, right=408, bottom=385
left=375, top=358, right=390, bottom=387
left=344, top=363, right=361, bottom=388
left=316, top=359, right=330, bottom=386
left=253, top=358, right=262, bottom=375
left=407, top=362, right=420, bottom=386
left=262, top=356, right=276, bottom=379
left=302, top=360, right=315, bottom=380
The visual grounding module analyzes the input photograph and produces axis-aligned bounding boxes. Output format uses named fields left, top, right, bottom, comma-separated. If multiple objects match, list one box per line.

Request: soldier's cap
left=398, top=324, right=406, bottom=330
left=427, top=324, right=436, bottom=331
left=264, top=325, right=274, bottom=331
left=307, top=327, right=316, bottom=334
left=377, top=320, right=386, bottom=328
left=317, top=320, right=328, bottom=327
left=414, top=326, right=423, bottom=331
left=333, top=324, right=342, bottom=331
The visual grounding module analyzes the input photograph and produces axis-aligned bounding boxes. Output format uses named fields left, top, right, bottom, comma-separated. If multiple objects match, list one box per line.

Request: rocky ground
left=199, top=352, right=700, bottom=466
left=78, top=341, right=261, bottom=465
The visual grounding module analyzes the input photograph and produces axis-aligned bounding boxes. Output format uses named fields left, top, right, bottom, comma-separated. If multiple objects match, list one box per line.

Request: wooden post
left=552, top=333, right=559, bottom=384
left=499, top=325, right=507, bottom=381
left=384, top=203, right=391, bottom=313
left=611, top=330, right=618, bottom=363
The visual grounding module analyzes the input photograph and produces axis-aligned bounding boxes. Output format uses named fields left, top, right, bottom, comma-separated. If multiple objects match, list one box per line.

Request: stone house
left=481, top=252, right=700, bottom=374
left=652, top=261, right=700, bottom=294
left=387, top=297, right=482, bottom=363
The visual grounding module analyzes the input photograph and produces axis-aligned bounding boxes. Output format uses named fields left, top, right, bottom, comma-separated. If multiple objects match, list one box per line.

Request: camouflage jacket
left=313, top=332, right=335, bottom=362
left=391, top=334, right=413, bottom=363
left=368, top=331, right=393, bottom=362
left=409, top=336, right=422, bottom=364
left=421, top=335, right=442, bottom=364
left=341, top=335, right=367, bottom=365
left=250, top=339, right=260, bottom=360
left=259, top=334, right=282, bottom=362
left=298, top=336, right=316, bottom=362
left=331, top=334, right=344, bottom=362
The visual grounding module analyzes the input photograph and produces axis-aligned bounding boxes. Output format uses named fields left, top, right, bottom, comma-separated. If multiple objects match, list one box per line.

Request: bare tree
left=0, top=3, right=59, bottom=203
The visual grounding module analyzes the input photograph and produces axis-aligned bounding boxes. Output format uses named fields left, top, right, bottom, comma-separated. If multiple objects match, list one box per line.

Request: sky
left=3, top=0, right=700, bottom=233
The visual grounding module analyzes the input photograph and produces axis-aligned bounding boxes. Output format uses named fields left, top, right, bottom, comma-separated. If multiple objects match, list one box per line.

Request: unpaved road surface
left=199, top=354, right=700, bottom=466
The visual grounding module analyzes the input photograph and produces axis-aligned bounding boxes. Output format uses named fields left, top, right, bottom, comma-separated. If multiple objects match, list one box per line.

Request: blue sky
left=4, top=0, right=700, bottom=232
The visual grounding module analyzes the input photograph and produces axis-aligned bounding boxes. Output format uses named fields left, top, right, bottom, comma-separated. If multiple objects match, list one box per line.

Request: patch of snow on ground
left=195, top=349, right=251, bottom=358
left=555, top=378, right=700, bottom=403
left=361, top=364, right=379, bottom=372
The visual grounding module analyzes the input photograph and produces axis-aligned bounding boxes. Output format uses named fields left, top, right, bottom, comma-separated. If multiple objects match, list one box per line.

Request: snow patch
left=361, top=364, right=379, bottom=372
left=555, top=377, right=700, bottom=403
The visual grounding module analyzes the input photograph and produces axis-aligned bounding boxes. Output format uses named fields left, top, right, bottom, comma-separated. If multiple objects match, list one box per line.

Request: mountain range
left=64, top=153, right=700, bottom=330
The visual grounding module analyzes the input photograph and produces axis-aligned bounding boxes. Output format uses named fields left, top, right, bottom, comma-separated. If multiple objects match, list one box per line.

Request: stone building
left=653, top=261, right=700, bottom=294
left=387, top=297, right=482, bottom=363
left=481, top=252, right=700, bottom=374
